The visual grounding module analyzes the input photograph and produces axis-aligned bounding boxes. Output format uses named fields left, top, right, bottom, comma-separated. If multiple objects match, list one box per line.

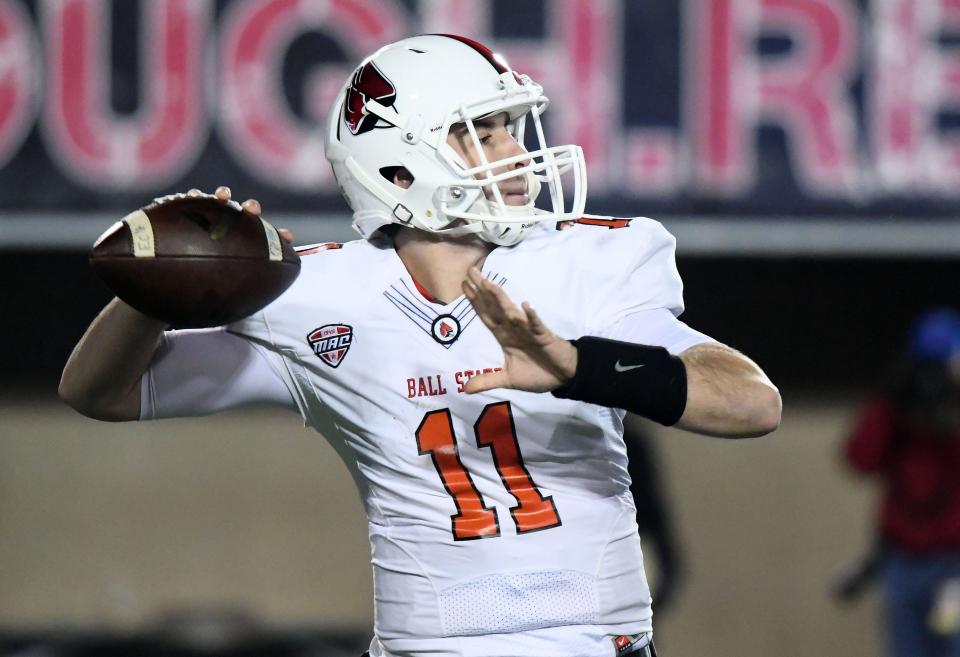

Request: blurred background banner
left=2, top=0, right=960, bottom=252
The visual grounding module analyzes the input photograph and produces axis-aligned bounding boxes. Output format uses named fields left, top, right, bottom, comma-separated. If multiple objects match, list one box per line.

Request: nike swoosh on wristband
left=614, top=361, right=646, bottom=372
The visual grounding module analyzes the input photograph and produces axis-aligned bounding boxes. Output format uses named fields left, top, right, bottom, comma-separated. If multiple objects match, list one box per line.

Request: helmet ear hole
left=380, top=166, right=415, bottom=189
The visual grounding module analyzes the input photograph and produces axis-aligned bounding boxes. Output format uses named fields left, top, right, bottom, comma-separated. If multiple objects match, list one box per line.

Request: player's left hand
left=462, top=266, right=578, bottom=394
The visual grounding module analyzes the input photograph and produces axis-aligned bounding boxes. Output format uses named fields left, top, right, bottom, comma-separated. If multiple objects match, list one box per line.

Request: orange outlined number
left=416, top=403, right=561, bottom=541
left=475, top=402, right=561, bottom=534
left=416, top=409, right=500, bottom=540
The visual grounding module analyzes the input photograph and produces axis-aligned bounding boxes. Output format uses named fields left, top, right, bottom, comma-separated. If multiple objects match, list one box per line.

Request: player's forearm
left=59, top=298, right=168, bottom=421
left=675, top=343, right=781, bottom=438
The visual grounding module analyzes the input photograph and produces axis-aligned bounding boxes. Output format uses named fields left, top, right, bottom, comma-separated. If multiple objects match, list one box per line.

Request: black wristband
left=551, top=336, right=688, bottom=426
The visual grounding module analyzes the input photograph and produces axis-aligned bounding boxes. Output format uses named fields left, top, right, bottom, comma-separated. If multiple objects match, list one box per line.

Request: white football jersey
left=147, top=216, right=710, bottom=657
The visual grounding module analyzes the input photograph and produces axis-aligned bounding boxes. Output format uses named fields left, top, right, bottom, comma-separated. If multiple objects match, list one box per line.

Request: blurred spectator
left=623, top=418, right=685, bottom=615
left=842, top=308, right=960, bottom=657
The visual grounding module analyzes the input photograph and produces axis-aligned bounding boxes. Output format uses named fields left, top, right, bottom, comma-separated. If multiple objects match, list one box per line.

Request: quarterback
left=60, top=35, right=781, bottom=657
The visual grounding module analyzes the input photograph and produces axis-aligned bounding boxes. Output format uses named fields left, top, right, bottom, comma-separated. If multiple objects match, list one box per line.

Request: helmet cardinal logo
left=343, top=61, right=396, bottom=135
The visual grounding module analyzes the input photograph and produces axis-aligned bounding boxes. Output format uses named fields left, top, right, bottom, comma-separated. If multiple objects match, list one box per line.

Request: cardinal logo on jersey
left=343, top=61, right=396, bottom=135
left=383, top=274, right=506, bottom=350
left=307, top=324, right=353, bottom=368
left=431, top=314, right=462, bottom=345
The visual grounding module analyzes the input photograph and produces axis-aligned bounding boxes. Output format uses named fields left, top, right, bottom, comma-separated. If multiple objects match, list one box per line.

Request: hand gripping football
left=90, top=194, right=301, bottom=328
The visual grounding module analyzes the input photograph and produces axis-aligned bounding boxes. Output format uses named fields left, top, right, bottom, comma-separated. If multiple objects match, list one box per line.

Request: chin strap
left=461, top=172, right=545, bottom=245
left=352, top=209, right=395, bottom=239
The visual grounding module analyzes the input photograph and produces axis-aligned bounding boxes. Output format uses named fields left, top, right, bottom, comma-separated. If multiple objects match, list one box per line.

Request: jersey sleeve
left=579, top=217, right=685, bottom=335
left=140, top=327, right=298, bottom=420
left=599, top=307, right=717, bottom=354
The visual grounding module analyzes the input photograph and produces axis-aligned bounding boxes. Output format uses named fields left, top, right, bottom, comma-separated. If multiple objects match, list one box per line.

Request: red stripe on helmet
left=433, top=34, right=509, bottom=74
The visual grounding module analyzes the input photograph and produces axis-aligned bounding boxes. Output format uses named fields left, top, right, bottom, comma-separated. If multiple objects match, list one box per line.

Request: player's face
left=447, top=112, right=531, bottom=206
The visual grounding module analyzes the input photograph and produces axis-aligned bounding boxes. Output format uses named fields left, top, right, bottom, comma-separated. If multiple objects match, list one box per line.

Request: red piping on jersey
left=412, top=276, right=440, bottom=304
left=296, top=242, right=343, bottom=256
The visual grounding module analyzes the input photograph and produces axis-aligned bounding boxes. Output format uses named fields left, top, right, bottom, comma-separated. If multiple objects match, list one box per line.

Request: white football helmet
left=324, top=34, right=587, bottom=246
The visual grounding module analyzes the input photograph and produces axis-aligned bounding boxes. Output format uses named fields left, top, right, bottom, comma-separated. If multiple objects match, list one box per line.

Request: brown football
left=90, top=194, right=301, bottom=328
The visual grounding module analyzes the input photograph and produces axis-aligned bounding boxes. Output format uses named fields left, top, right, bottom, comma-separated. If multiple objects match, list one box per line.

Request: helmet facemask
left=429, top=78, right=588, bottom=245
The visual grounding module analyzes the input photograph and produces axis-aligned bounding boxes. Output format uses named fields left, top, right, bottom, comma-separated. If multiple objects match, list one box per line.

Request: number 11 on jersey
left=415, top=401, right=562, bottom=541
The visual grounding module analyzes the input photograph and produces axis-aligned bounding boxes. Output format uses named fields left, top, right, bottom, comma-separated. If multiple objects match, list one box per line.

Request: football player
left=61, top=35, right=781, bottom=657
